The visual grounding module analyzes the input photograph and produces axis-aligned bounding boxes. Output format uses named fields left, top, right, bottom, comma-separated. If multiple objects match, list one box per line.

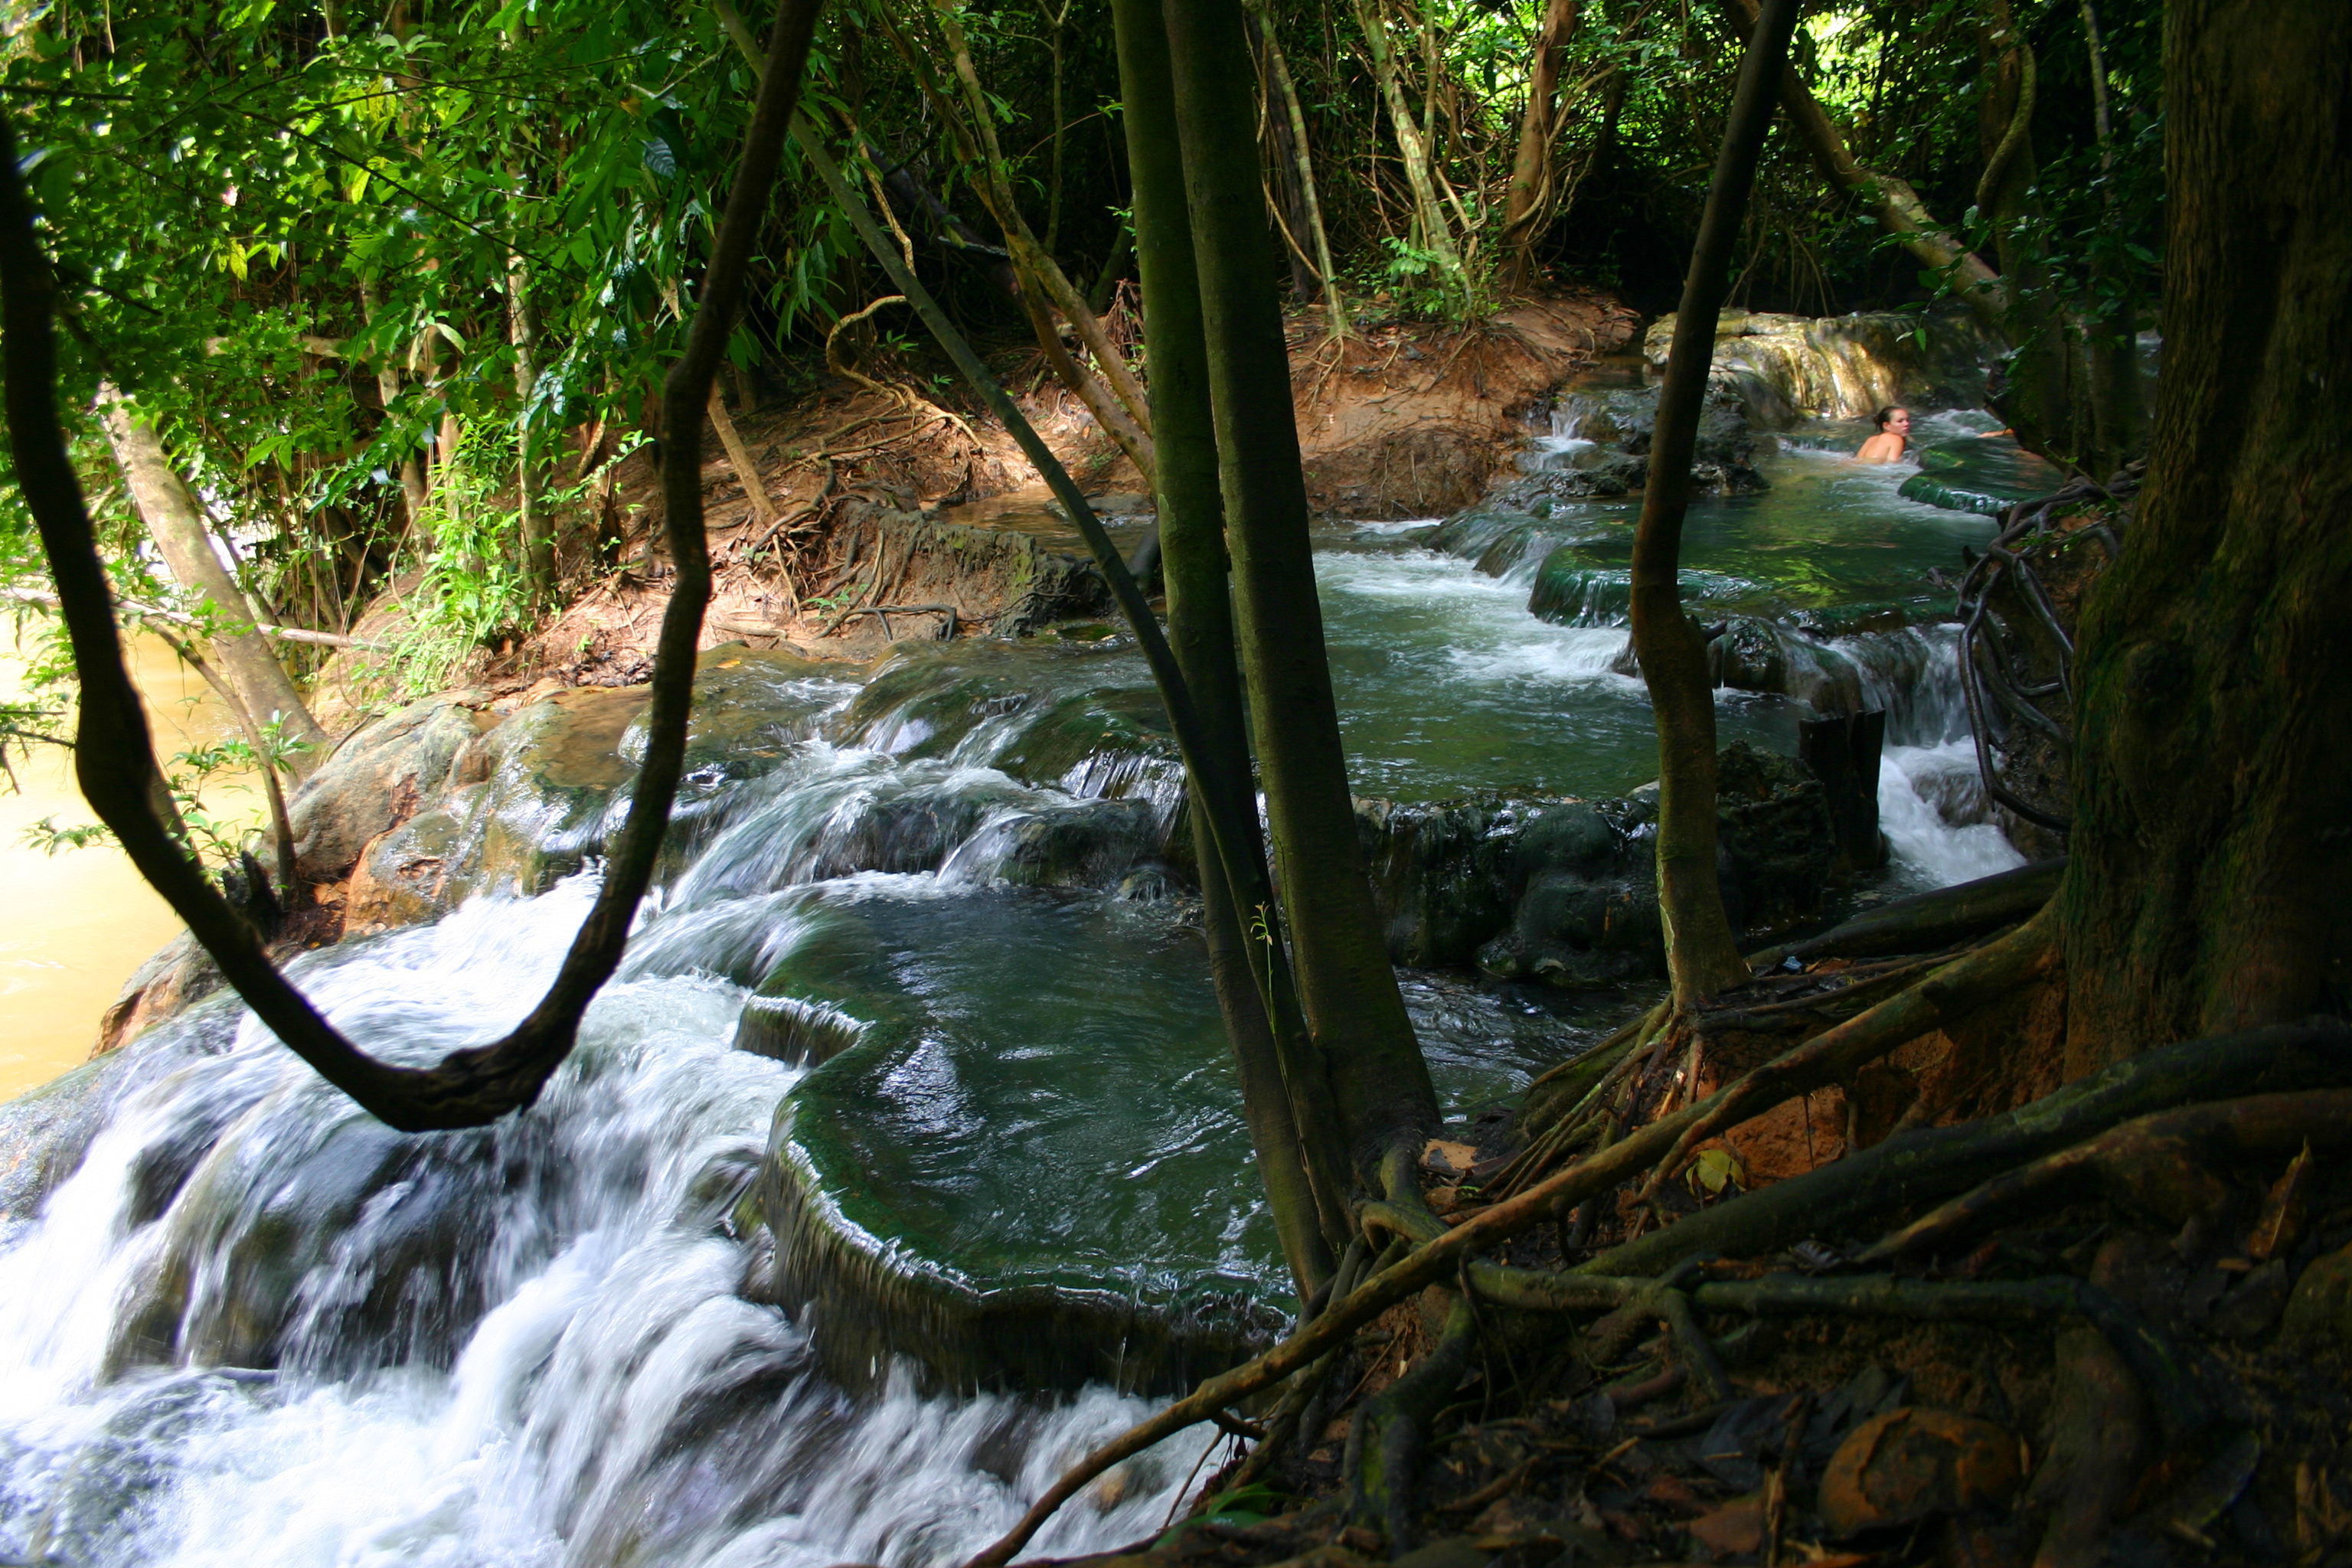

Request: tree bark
left=2057, top=0, right=2352, bottom=1073
left=1629, top=0, right=1801, bottom=1006
left=1163, top=0, right=1439, bottom=1177
left=505, top=244, right=556, bottom=596
left=94, top=384, right=328, bottom=766
left=1349, top=0, right=1467, bottom=303
left=1115, top=0, right=1348, bottom=1290
left=1498, top=0, right=1579, bottom=291
left=1242, top=0, right=1348, bottom=335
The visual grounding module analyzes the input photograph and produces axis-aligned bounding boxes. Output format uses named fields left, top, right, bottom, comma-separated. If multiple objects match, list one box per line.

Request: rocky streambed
left=0, top=312, right=2069, bottom=1566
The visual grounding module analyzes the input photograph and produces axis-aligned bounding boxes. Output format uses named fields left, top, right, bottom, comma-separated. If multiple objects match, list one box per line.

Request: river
left=0, top=410, right=2040, bottom=1566
left=0, top=634, right=255, bottom=1099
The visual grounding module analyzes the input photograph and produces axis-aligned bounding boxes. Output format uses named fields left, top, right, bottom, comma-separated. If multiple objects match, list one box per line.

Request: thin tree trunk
left=155, top=629, right=299, bottom=893
left=2077, top=0, right=2145, bottom=472
left=1630, top=0, right=1802, bottom=1007
left=94, top=384, right=328, bottom=767
left=2058, top=0, right=2352, bottom=1073
left=358, top=279, right=431, bottom=541
left=1350, top=0, right=1465, bottom=301
left=505, top=245, right=555, bottom=596
left=1243, top=0, right=1349, bottom=335
left=1044, top=0, right=1070, bottom=253
left=0, top=0, right=826, bottom=1130
left=1498, top=0, right=1579, bottom=291
left=707, top=382, right=777, bottom=524
left=928, top=0, right=1156, bottom=440
left=1725, top=0, right=2006, bottom=329
left=1250, top=11, right=1320, bottom=302
left=854, top=4, right=1157, bottom=477
left=1115, top=0, right=1348, bottom=1291
left=1163, top=0, right=1439, bottom=1179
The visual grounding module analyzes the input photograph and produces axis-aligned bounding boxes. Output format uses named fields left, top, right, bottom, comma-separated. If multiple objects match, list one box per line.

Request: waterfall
left=0, top=878, right=1220, bottom=1568
left=0, top=432, right=2030, bottom=1560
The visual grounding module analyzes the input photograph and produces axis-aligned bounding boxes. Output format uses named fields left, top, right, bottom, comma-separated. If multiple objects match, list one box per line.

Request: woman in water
left=1857, top=404, right=1911, bottom=462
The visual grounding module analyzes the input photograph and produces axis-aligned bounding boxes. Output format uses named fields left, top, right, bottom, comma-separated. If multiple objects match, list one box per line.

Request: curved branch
left=0, top=0, right=827, bottom=1132
left=1974, top=34, right=2038, bottom=217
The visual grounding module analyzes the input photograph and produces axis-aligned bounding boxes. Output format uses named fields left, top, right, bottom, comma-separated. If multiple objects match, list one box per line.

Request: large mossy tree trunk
left=1161, top=0, right=1439, bottom=1179
left=2057, top=0, right=2352, bottom=1075
left=1113, top=0, right=1344, bottom=1291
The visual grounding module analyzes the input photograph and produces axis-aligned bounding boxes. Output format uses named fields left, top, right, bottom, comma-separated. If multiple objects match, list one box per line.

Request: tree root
left=1863, top=1085, right=2352, bottom=1263
left=1626, top=906, right=2060, bottom=1207
left=1586, top=1017, right=2352, bottom=1279
left=1743, top=856, right=2063, bottom=972
left=958, top=941, right=2349, bottom=1568
left=1346, top=1297, right=1475, bottom=1552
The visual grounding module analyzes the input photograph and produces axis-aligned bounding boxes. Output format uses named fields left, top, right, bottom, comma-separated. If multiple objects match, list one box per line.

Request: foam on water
left=0, top=452, right=2020, bottom=1562
left=0, top=880, right=1217, bottom=1568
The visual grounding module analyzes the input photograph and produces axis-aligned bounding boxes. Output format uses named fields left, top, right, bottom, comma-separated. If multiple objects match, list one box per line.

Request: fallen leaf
left=1423, top=1139, right=1480, bottom=1178
left=1817, top=1407, right=2024, bottom=1538
left=1687, top=1493, right=1767, bottom=1558
left=2249, top=1142, right=2315, bottom=1260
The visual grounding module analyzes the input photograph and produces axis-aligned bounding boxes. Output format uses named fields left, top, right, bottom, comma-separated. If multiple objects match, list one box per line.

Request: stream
left=0, top=408, right=2047, bottom=1567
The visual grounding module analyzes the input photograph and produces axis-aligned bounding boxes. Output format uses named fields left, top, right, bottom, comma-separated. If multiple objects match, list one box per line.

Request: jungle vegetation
left=2, top=0, right=2346, bottom=1557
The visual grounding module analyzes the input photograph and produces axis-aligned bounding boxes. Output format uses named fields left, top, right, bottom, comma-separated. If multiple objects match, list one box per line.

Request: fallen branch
left=5, top=583, right=387, bottom=650
left=820, top=602, right=959, bottom=639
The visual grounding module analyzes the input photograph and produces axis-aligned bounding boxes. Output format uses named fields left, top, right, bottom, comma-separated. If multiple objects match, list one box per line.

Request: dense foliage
left=0, top=0, right=2165, bottom=709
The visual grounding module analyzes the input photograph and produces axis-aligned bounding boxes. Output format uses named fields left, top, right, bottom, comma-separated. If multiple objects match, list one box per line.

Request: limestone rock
left=1641, top=309, right=1995, bottom=424
left=287, top=697, right=487, bottom=883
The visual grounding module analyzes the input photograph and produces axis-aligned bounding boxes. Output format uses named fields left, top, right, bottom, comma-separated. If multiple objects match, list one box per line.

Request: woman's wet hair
left=1873, top=405, right=1906, bottom=429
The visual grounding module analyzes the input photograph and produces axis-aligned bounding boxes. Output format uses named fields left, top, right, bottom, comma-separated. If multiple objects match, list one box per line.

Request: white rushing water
left=0, top=446, right=2022, bottom=1564
left=0, top=878, right=1217, bottom=1568
left=1318, top=527, right=2022, bottom=890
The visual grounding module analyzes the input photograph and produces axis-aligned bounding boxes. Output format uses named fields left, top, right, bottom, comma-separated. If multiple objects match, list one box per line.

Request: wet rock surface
left=1642, top=308, right=1997, bottom=424
left=1363, top=743, right=1834, bottom=989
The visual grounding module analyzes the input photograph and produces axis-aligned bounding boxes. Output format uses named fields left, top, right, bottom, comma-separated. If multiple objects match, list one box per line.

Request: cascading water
left=0, top=392, right=2041, bottom=1564
left=0, top=880, right=1227, bottom=1568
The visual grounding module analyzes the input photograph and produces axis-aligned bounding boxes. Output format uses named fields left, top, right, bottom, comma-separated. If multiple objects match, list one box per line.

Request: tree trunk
left=1242, top=0, right=1349, bottom=335
left=94, top=384, right=328, bottom=766
left=505, top=245, right=556, bottom=596
left=1162, top=0, right=1439, bottom=1178
left=1725, top=0, right=2007, bottom=329
left=706, top=382, right=777, bottom=525
left=358, top=279, right=431, bottom=542
left=1249, top=8, right=1321, bottom=303
left=1629, top=0, right=1801, bottom=1007
left=2057, top=0, right=2352, bottom=1074
left=1498, top=0, right=1579, bottom=291
left=928, top=0, right=1158, bottom=441
left=1115, top=0, right=1348, bottom=1289
left=1349, top=0, right=1466, bottom=305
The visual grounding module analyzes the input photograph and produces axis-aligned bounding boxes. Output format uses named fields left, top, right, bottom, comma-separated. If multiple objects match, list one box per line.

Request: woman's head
left=1873, top=405, right=1913, bottom=434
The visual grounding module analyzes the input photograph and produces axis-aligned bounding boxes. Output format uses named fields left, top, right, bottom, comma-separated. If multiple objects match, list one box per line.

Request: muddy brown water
left=0, top=633, right=252, bottom=1097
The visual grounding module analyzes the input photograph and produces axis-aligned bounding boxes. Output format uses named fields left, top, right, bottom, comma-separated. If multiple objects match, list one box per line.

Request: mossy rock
left=0, top=1050, right=135, bottom=1224
left=739, top=890, right=1284, bottom=1396
left=1900, top=472, right=2011, bottom=517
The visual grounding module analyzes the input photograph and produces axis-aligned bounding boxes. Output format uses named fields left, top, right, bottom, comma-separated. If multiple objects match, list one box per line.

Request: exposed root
left=965, top=897, right=2352, bottom=1568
